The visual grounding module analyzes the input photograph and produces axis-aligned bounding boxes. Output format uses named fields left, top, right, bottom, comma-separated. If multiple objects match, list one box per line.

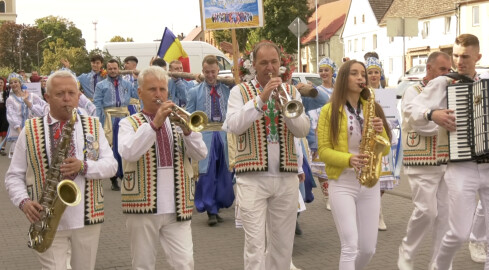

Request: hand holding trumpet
left=152, top=99, right=174, bottom=129
left=259, top=73, right=283, bottom=103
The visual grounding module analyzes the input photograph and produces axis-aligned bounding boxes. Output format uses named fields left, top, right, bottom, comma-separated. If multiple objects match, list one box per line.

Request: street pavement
left=0, top=152, right=482, bottom=270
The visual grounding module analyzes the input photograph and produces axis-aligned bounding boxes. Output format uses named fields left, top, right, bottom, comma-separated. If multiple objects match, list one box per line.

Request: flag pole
left=231, top=29, right=240, bottom=84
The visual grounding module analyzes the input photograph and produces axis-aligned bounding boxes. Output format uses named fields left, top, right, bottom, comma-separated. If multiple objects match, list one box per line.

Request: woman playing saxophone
left=316, top=60, right=391, bottom=270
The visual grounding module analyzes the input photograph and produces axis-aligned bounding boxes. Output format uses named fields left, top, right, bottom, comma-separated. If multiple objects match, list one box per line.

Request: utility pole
left=93, top=21, right=98, bottom=49
left=18, top=27, right=25, bottom=70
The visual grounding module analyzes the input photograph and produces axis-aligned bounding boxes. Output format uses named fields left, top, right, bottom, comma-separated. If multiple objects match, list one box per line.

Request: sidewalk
left=0, top=153, right=482, bottom=269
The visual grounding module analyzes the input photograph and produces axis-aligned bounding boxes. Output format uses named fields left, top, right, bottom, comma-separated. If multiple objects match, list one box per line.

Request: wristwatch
left=427, top=109, right=436, bottom=121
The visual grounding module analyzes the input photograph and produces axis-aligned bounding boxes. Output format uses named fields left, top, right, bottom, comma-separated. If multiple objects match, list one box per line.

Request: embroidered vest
left=402, top=83, right=449, bottom=166
left=121, top=112, right=194, bottom=221
left=24, top=115, right=104, bottom=225
left=234, top=82, right=298, bottom=174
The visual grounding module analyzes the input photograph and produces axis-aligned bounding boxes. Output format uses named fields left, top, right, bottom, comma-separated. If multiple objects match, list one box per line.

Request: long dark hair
left=329, top=60, right=392, bottom=145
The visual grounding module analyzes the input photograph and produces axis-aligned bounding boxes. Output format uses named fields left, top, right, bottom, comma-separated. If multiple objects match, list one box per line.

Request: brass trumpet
left=268, top=73, right=304, bottom=119
left=156, top=100, right=208, bottom=132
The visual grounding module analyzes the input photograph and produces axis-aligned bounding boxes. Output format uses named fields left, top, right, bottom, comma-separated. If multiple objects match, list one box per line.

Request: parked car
left=396, top=78, right=422, bottom=99
left=291, top=72, right=322, bottom=86
left=398, top=64, right=426, bottom=84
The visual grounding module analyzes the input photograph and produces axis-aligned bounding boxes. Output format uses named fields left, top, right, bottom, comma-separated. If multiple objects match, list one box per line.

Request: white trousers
left=470, top=200, right=486, bottom=242
left=35, top=224, right=101, bottom=270
left=126, top=213, right=193, bottom=270
left=400, top=171, right=449, bottom=264
left=433, top=162, right=489, bottom=270
left=236, top=174, right=299, bottom=270
left=329, top=170, right=380, bottom=270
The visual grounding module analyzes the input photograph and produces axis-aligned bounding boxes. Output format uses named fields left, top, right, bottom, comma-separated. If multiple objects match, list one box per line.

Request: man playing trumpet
left=118, top=66, right=207, bottom=270
left=223, top=41, right=310, bottom=270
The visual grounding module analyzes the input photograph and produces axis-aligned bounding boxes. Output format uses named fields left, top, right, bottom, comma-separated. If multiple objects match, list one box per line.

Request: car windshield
left=306, top=77, right=323, bottom=86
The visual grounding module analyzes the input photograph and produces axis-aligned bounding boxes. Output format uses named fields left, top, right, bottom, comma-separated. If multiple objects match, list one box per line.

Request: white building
left=458, top=0, right=489, bottom=66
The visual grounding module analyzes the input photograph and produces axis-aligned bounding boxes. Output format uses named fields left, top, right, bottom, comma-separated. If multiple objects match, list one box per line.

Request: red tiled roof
left=183, top=26, right=202, bottom=41
left=301, top=0, right=350, bottom=44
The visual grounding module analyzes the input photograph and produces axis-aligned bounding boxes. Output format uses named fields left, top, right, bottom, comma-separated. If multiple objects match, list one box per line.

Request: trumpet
left=268, top=73, right=304, bottom=119
left=156, top=100, right=208, bottom=132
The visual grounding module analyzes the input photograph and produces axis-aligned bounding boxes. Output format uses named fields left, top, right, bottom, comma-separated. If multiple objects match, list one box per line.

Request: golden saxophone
left=27, top=108, right=81, bottom=252
left=356, top=84, right=391, bottom=188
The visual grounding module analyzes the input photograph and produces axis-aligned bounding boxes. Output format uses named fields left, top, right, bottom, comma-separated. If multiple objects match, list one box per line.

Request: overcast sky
left=17, top=0, right=203, bottom=50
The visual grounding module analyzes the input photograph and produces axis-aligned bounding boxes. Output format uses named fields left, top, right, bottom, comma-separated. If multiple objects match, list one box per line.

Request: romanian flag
left=157, top=27, right=190, bottom=72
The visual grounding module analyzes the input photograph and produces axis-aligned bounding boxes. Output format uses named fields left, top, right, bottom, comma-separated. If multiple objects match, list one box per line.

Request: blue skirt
left=194, top=132, right=235, bottom=214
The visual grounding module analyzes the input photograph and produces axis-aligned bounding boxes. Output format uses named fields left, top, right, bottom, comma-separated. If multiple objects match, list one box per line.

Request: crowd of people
left=2, top=34, right=489, bottom=270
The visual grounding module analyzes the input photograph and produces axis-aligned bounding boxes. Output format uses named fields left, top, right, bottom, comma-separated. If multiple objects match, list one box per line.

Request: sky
left=16, top=0, right=203, bottom=51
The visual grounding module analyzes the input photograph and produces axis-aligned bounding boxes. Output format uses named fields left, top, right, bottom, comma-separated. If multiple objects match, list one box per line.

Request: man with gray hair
left=118, top=66, right=207, bottom=270
left=398, top=51, right=452, bottom=269
left=5, top=70, right=117, bottom=269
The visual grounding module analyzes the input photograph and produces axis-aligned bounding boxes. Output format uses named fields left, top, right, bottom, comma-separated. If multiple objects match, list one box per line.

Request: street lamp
left=37, top=35, right=52, bottom=68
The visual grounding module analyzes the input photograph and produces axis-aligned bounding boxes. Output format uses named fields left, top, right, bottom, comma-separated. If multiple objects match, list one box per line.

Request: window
left=389, top=36, right=394, bottom=43
left=362, top=37, right=366, bottom=51
left=422, top=21, right=430, bottom=39
left=348, top=40, right=352, bottom=52
left=444, top=16, right=451, bottom=33
left=354, top=39, right=358, bottom=52
left=362, top=14, right=365, bottom=23
left=473, top=6, right=480, bottom=26
left=319, top=43, right=325, bottom=56
left=373, top=34, right=377, bottom=50
left=0, top=1, right=5, bottom=13
left=389, top=58, right=394, bottom=73
left=354, top=16, right=357, bottom=25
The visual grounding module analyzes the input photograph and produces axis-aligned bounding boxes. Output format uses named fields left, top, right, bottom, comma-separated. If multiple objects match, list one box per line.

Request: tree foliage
left=109, top=36, right=134, bottom=42
left=35, top=16, right=85, bottom=49
left=0, top=22, right=45, bottom=71
left=41, top=39, right=88, bottom=75
left=212, top=0, right=312, bottom=54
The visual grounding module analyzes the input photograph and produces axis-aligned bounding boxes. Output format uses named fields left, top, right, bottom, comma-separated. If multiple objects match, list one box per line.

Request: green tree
left=0, top=22, right=45, bottom=71
left=35, top=16, right=86, bottom=49
left=41, top=39, right=88, bottom=75
left=109, top=36, right=134, bottom=42
left=213, top=29, right=250, bottom=53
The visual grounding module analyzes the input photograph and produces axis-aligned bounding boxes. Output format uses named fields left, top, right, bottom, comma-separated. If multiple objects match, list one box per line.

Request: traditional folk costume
left=5, top=113, right=117, bottom=269
left=93, top=75, right=139, bottom=179
left=78, top=71, right=105, bottom=99
left=187, top=82, right=235, bottom=217
left=317, top=98, right=390, bottom=270
left=405, top=73, right=489, bottom=269
left=118, top=112, right=207, bottom=270
left=5, top=89, right=46, bottom=157
left=169, top=78, right=193, bottom=108
left=398, top=80, right=449, bottom=269
left=224, top=79, right=310, bottom=270
left=0, top=84, right=9, bottom=154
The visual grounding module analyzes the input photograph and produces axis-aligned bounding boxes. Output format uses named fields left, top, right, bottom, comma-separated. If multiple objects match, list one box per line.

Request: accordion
left=447, top=79, right=489, bottom=162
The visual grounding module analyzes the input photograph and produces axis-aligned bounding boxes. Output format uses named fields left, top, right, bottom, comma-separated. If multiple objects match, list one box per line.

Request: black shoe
left=295, top=221, right=303, bottom=235
left=208, top=214, right=218, bottom=226
left=0, top=149, right=5, bottom=156
left=216, top=214, right=224, bottom=223
left=110, top=177, right=120, bottom=191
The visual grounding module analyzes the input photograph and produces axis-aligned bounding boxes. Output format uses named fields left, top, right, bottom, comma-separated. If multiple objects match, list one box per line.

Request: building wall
left=0, top=0, right=16, bottom=22
left=459, top=2, right=489, bottom=66
left=301, top=32, right=344, bottom=73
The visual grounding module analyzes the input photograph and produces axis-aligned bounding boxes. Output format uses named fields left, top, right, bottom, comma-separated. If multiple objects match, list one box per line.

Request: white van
left=103, top=41, right=233, bottom=74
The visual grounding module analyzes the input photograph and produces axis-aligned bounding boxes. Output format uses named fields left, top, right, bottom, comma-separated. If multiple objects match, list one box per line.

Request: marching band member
left=224, top=41, right=310, bottom=270
left=5, top=70, right=117, bottom=270
left=122, top=56, right=139, bottom=89
left=397, top=51, right=452, bottom=269
left=71, top=54, right=105, bottom=99
left=187, top=55, right=234, bottom=226
left=93, top=59, right=139, bottom=191
left=118, top=66, right=207, bottom=270
left=317, top=60, right=390, bottom=270
left=404, top=33, right=489, bottom=270
left=168, top=60, right=195, bottom=108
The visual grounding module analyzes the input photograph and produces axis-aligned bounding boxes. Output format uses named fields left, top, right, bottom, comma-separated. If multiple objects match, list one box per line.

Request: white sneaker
left=379, top=211, right=387, bottom=231
left=397, top=246, right=413, bottom=270
left=326, top=198, right=331, bottom=211
left=290, top=261, right=302, bottom=270
left=469, top=241, right=486, bottom=264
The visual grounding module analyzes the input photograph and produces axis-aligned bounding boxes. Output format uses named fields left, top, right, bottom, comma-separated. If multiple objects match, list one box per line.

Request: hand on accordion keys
left=431, top=109, right=456, bottom=131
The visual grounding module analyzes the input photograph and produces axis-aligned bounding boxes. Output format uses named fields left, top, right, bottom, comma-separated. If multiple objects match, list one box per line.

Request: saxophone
left=27, top=108, right=82, bottom=253
left=357, top=85, right=391, bottom=188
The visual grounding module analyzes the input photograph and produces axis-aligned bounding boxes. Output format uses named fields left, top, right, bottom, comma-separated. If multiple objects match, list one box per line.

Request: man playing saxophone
left=5, top=70, right=117, bottom=269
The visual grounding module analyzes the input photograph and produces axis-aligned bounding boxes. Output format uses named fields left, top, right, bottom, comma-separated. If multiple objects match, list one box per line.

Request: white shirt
left=223, top=80, right=310, bottom=177
left=118, top=117, right=207, bottom=214
left=5, top=114, right=118, bottom=230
